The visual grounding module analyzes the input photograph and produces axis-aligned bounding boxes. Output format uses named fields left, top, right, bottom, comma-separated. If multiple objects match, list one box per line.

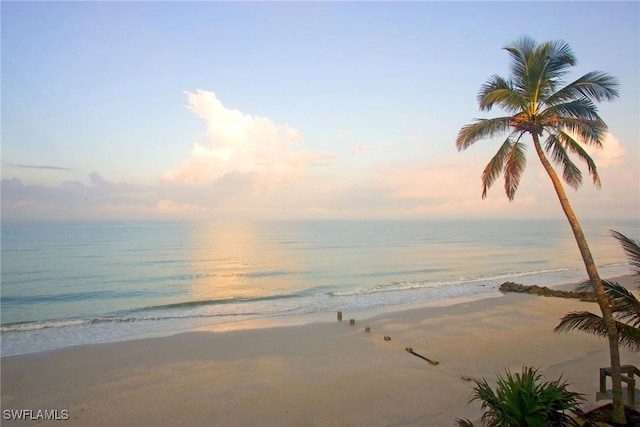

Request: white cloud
left=163, top=90, right=335, bottom=191
left=563, top=131, right=626, bottom=170
left=588, top=132, right=626, bottom=168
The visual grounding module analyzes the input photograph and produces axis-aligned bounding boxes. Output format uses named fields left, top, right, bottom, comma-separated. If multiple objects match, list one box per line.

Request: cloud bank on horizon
left=1, top=90, right=636, bottom=222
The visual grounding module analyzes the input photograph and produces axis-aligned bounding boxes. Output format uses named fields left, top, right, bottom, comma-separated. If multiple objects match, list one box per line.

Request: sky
left=2, top=1, right=639, bottom=222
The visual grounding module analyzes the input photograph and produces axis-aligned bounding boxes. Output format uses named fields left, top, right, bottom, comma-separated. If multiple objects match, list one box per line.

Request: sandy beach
left=2, top=276, right=638, bottom=427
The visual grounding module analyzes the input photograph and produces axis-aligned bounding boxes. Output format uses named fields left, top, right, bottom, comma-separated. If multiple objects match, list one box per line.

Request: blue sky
left=2, top=1, right=638, bottom=221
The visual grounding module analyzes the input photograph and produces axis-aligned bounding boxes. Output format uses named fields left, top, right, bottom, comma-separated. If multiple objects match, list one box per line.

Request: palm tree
left=555, top=231, right=640, bottom=352
left=455, top=36, right=624, bottom=423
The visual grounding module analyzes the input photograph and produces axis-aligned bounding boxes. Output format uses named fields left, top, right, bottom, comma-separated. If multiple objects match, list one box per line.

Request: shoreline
left=180, top=273, right=634, bottom=335
left=2, top=274, right=637, bottom=426
left=1, top=264, right=633, bottom=358
left=1, top=274, right=634, bottom=356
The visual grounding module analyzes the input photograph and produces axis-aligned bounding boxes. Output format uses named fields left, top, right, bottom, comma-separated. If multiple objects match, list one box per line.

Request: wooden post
left=337, top=311, right=343, bottom=321
left=600, top=368, right=608, bottom=394
left=349, top=319, right=355, bottom=326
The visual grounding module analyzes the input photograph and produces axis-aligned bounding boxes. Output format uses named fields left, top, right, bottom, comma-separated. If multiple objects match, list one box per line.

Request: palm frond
left=577, top=279, right=639, bottom=314
left=529, top=41, right=567, bottom=102
left=569, top=71, right=620, bottom=102
left=555, top=116, right=607, bottom=149
left=544, top=40, right=576, bottom=79
left=478, top=75, right=525, bottom=113
left=555, top=311, right=609, bottom=338
left=574, top=279, right=595, bottom=292
left=503, top=141, right=527, bottom=201
left=482, top=137, right=514, bottom=199
left=618, top=322, right=640, bottom=351
left=555, top=306, right=640, bottom=352
left=523, top=40, right=575, bottom=106
left=544, top=135, right=583, bottom=190
left=545, top=72, right=619, bottom=105
left=603, top=279, right=639, bottom=307
left=554, top=131, right=601, bottom=188
left=617, top=313, right=640, bottom=329
left=504, top=37, right=536, bottom=93
left=456, top=117, right=513, bottom=151
left=526, top=41, right=554, bottom=100
left=611, top=230, right=640, bottom=274
left=600, top=280, right=640, bottom=328
left=543, top=98, right=603, bottom=123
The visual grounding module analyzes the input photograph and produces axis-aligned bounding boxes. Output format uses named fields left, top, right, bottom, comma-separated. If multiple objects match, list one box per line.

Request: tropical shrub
left=456, top=366, right=584, bottom=427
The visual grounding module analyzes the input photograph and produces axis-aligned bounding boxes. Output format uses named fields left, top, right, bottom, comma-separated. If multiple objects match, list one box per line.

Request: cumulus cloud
left=562, top=131, right=626, bottom=170
left=587, top=132, right=626, bottom=168
left=163, top=90, right=336, bottom=193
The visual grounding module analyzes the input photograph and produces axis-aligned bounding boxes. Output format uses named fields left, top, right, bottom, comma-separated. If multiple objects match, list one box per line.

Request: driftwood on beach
left=499, top=282, right=598, bottom=302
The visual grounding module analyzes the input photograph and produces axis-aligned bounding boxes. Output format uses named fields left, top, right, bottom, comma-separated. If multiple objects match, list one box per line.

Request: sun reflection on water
left=186, top=221, right=304, bottom=303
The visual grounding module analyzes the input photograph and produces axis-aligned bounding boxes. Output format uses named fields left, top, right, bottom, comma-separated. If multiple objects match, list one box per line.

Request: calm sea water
left=1, top=219, right=638, bottom=356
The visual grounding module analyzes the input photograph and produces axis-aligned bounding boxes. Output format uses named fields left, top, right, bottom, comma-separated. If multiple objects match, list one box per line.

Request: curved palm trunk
left=531, top=134, right=626, bottom=424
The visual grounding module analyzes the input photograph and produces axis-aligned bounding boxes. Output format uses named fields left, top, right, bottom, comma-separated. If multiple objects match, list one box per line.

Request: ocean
left=1, top=219, right=638, bottom=357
